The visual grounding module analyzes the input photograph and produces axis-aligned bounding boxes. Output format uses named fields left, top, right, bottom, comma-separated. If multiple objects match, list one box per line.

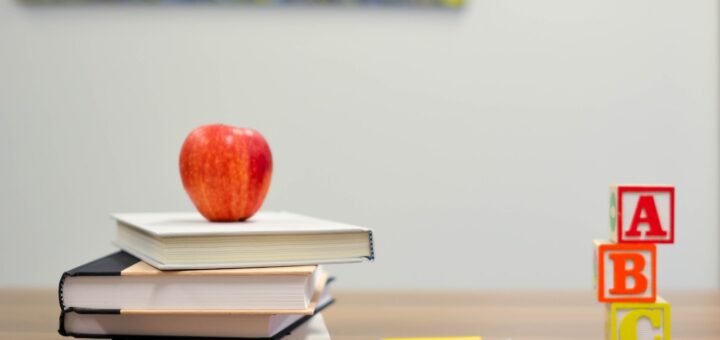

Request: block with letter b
left=610, top=185, right=675, bottom=244
left=594, top=240, right=656, bottom=303
left=606, top=297, right=671, bottom=340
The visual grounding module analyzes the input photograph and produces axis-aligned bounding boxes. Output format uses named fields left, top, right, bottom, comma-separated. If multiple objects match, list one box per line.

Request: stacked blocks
left=594, top=184, right=674, bottom=339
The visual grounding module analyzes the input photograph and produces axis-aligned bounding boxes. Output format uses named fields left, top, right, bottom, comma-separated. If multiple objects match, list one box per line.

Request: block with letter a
left=594, top=240, right=656, bottom=303
left=606, top=297, right=671, bottom=340
left=610, top=185, right=674, bottom=244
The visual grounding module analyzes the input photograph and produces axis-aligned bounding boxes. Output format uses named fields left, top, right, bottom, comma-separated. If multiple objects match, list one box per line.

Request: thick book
left=59, top=302, right=334, bottom=339
left=59, top=252, right=328, bottom=312
left=112, top=212, right=374, bottom=270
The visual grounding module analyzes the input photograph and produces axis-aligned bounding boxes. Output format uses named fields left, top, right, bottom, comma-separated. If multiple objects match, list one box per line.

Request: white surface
left=0, top=1, right=718, bottom=289
left=114, top=211, right=370, bottom=236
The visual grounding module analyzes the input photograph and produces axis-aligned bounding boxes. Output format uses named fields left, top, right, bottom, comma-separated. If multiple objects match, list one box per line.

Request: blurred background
left=0, top=0, right=717, bottom=290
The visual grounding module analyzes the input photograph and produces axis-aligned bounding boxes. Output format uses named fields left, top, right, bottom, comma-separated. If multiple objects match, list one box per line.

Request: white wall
left=0, top=0, right=717, bottom=289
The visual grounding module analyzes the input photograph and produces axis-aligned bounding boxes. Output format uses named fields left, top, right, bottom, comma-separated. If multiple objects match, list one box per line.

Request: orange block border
left=597, top=243, right=657, bottom=303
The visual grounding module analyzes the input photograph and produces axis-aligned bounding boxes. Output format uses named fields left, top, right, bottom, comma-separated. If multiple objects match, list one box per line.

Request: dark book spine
left=367, top=230, right=375, bottom=261
left=58, top=251, right=140, bottom=337
left=58, top=272, right=68, bottom=311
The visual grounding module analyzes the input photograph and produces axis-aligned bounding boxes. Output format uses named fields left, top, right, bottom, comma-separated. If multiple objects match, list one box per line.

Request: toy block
left=594, top=240, right=656, bottom=302
left=610, top=185, right=674, bottom=244
left=606, top=297, right=671, bottom=340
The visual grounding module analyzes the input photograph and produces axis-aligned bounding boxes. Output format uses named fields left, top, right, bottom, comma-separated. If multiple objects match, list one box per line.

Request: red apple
left=179, top=124, right=273, bottom=222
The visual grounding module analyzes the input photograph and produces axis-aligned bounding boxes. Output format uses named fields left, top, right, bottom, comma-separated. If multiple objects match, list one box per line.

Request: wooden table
left=1, top=289, right=718, bottom=339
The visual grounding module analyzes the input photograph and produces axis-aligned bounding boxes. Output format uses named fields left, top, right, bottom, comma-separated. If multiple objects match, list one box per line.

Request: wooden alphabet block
left=606, top=297, right=671, bottom=340
left=594, top=240, right=656, bottom=303
left=610, top=185, right=674, bottom=244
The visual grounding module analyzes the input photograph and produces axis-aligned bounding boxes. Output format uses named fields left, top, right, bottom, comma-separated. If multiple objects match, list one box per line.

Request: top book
left=113, top=211, right=374, bottom=270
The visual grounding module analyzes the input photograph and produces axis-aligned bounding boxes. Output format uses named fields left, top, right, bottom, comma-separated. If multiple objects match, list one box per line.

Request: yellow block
left=384, top=338, right=481, bottom=340
left=606, top=297, right=671, bottom=340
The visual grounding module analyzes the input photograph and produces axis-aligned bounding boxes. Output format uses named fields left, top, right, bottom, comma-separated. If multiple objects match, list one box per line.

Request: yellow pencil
left=384, top=337, right=482, bottom=340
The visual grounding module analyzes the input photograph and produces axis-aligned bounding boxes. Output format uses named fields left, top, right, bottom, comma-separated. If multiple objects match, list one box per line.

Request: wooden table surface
left=1, top=289, right=718, bottom=340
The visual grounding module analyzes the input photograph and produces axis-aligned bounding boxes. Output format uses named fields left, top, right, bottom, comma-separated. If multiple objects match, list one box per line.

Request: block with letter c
left=606, top=298, right=671, bottom=340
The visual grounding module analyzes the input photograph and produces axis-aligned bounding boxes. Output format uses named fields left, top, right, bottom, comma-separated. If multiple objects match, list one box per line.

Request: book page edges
left=118, top=272, right=329, bottom=316
left=120, top=261, right=316, bottom=277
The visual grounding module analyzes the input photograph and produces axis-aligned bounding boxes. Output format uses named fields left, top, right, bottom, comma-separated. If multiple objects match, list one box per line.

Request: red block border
left=617, top=185, right=675, bottom=244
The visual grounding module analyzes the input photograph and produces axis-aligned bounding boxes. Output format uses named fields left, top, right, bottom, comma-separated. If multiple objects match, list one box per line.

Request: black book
left=58, top=252, right=334, bottom=339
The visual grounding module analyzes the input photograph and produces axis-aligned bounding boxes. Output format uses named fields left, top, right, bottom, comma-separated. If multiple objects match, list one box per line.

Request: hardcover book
left=59, top=306, right=334, bottom=339
left=112, top=212, right=374, bottom=270
left=59, top=252, right=328, bottom=312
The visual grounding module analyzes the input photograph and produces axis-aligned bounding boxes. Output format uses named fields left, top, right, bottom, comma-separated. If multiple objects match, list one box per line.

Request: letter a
left=626, top=195, right=667, bottom=238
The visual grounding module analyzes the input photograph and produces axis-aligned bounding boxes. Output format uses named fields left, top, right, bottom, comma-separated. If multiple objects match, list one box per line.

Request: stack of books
left=58, top=212, right=374, bottom=339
